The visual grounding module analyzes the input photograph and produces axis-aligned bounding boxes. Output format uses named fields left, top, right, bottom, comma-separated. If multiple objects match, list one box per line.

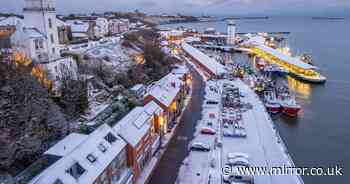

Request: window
left=39, top=40, right=43, bottom=48
left=34, top=40, right=39, bottom=50
left=52, top=48, right=55, bottom=54
left=104, top=132, right=117, bottom=144
left=50, top=34, right=54, bottom=44
left=86, top=153, right=97, bottom=163
left=49, top=18, right=53, bottom=28
left=98, top=143, right=107, bottom=153
left=67, top=162, right=85, bottom=180
left=111, top=149, right=128, bottom=182
left=53, top=179, right=64, bottom=184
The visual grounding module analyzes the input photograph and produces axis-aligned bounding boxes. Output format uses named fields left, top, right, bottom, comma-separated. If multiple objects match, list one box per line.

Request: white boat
left=264, top=91, right=281, bottom=114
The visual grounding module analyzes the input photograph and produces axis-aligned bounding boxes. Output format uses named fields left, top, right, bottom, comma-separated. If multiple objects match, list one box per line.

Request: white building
left=94, top=17, right=109, bottom=38
left=23, top=0, right=60, bottom=60
left=28, top=124, right=133, bottom=184
left=109, top=19, right=130, bottom=35
left=227, top=19, right=236, bottom=45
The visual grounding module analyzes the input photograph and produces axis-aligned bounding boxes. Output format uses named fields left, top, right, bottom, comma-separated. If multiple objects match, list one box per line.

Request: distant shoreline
left=312, top=17, right=346, bottom=20
left=222, top=16, right=269, bottom=21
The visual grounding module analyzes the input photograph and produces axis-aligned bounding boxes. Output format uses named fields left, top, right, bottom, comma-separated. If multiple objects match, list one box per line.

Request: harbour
left=157, top=17, right=350, bottom=183
left=1, top=0, right=349, bottom=184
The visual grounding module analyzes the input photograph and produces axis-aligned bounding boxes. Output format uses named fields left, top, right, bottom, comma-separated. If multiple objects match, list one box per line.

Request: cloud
left=1, top=0, right=349, bottom=16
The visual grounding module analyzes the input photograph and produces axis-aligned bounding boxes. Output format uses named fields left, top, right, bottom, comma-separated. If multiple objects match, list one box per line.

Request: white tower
left=23, top=0, right=59, bottom=60
left=227, top=19, right=236, bottom=45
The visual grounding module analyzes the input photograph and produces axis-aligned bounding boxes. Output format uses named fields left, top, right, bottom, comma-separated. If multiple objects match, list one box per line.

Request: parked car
left=206, top=100, right=219, bottom=105
left=201, top=127, right=216, bottom=135
left=234, top=129, right=247, bottom=138
left=227, top=153, right=250, bottom=166
left=223, top=153, right=254, bottom=183
left=223, top=130, right=235, bottom=137
left=190, top=142, right=210, bottom=152
left=223, top=122, right=229, bottom=128
left=223, top=166, right=254, bottom=184
left=223, top=129, right=247, bottom=138
left=227, top=152, right=249, bottom=161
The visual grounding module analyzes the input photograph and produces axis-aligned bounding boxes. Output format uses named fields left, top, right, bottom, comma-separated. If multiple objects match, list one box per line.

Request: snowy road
left=148, top=64, right=206, bottom=184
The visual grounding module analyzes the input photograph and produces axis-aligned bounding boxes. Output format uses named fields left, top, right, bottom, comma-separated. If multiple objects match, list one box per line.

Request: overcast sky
left=1, top=0, right=350, bottom=16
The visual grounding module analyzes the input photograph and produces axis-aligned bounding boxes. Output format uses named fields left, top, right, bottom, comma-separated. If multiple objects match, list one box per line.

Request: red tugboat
left=264, top=91, right=281, bottom=114
left=278, top=91, right=301, bottom=117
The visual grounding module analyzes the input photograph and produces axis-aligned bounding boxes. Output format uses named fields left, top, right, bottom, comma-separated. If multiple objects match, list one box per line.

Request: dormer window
left=67, top=162, right=85, bottom=180
left=53, top=179, right=64, bottom=184
left=104, top=132, right=117, bottom=144
left=98, top=143, right=107, bottom=153
left=86, top=154, right=97, bottom=163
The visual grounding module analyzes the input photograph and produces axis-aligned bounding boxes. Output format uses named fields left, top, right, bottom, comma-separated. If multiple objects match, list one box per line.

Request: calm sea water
left=159, top=17, right=350, bottom=183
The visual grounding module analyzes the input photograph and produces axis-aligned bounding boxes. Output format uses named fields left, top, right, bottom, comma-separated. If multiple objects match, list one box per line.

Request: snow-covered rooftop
left=241, top=35, right=266, bottom=46
left=66, top=21, right=90, bottom=33
left=0, top=16, right=23, bottom=26
left=72, top=32, right=88, bottom=38
left=181, top=42, right=226, bottom=76
left=44, top=133, right=88, bottom=157
left=114, top=101, right=163, bottom=147
left=56, top=18, right=68, bottom=27
left=29, top=124, right=127, bottom=184
left=23, top=27, right=46, bottom=38
left=147, top=73, right=183, bottom=108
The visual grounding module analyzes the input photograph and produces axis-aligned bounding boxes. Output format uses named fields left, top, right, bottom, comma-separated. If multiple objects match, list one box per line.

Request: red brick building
left=143, top=73, right=186, bottom=134
left=113, top=101, right=164, bottom=183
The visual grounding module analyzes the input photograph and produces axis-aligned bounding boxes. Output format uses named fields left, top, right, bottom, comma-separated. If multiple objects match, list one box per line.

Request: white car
left=227, top=152, right=249, bottom=160
left=223, top=153, right=254, bottom=183
left=190, top=142, right=210, bottom=152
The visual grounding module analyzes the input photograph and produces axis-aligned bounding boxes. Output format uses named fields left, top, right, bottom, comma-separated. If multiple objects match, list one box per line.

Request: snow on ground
left=82, top=102, right=110, bottom=124
left=84, top=42, right=133, bottom=72
left=176, top=80, right=221, bottom=184
left=176, top=77, right=303, bottom=184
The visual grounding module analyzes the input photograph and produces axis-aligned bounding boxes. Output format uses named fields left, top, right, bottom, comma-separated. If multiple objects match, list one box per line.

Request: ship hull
left=281, top=106, right=301, bottom=117
left=266, top=105, right=281, bottom=114
left=289, top=72, right=326, bottom=84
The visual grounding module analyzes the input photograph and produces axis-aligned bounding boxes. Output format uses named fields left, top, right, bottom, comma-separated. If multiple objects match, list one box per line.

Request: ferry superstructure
left=250, top=43, right=326, bottom=83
